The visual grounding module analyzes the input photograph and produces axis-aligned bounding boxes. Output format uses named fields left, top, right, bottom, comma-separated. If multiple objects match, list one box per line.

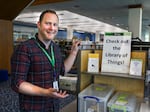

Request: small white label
left=53, top=81, right=59, bottom=91
left=87, top=108, right=94, bottom=112
left=129, top=59, right=142, bottom=76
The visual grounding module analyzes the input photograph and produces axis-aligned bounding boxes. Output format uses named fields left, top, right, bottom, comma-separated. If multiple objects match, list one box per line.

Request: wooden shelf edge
left=81, top=71, right=145, bottom=80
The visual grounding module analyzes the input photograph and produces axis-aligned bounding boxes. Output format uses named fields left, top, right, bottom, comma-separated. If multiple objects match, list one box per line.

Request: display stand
left=78, top=49, right=147, bottom=98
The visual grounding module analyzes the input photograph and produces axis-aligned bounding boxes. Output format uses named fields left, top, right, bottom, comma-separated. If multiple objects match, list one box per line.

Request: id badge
left=53, top=81, right=59, bottom=91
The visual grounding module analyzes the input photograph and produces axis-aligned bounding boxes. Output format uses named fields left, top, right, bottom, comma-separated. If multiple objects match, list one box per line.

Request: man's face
left=37, top=13, right=59, bottom=40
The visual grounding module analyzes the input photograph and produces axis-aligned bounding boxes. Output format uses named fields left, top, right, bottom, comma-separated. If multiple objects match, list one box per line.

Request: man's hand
left=71, top=40, right=81, bottom=55
left=46, top=88, right=69, bottom=98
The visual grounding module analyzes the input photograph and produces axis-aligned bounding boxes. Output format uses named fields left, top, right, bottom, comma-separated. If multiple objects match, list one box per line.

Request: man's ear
left=37, top=21, right=40, bottom=28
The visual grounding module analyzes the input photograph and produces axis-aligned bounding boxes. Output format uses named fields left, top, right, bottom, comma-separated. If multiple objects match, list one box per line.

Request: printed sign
left=129, top=59, right=142, bottom=76
left=88, top=53, right=99, bottom=72
left=101, top=32, right=132, bottom=73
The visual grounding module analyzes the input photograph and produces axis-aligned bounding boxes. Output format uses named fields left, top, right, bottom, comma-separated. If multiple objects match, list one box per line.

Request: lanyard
left=36, top=42, right=55, bottom=68
left=35, top=39, right=57, bottom=81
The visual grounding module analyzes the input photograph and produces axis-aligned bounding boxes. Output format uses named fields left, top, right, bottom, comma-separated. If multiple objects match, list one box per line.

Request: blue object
left=0, top=70, right=8, bottom=82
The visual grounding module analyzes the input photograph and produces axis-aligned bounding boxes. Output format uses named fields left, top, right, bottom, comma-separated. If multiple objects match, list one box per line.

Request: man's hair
left=39, top=10, right=59, bottom=22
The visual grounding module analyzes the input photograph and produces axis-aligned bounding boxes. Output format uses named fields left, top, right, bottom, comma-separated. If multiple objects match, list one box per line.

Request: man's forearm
left=19, top=81, right=48, bottom=96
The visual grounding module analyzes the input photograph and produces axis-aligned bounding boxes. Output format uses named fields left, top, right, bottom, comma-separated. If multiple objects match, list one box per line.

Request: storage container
left=107, top=91, right=137, bottom=112
left=78, top=83, right=115, bottom=112
left=59, top=76, right=77, bottom=91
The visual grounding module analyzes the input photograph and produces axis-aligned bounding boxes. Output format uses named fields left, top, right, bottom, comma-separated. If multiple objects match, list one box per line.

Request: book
left=87, top=53, right=99, bottom=72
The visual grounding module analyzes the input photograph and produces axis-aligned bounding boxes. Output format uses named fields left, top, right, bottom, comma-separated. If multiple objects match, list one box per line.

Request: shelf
left=79, top=49, right=147, bottom=98
left=81, top=71, right=145, bottom=80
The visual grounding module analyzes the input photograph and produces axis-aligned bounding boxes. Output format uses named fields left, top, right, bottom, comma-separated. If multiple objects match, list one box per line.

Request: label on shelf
left=87, top=53, right=99, bottom=72
left=129, top=59, right=142, bottom=76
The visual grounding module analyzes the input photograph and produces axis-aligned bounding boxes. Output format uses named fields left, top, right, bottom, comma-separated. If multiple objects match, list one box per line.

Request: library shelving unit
left=77, top=48, right=147, bottom=103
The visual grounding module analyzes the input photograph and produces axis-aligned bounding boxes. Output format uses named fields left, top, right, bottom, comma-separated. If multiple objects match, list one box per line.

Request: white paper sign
left=129, top=59, right=142, bottom=76
left=101, top=32, right=132, bottom=73
left=88, top=53, right=99, bottom=72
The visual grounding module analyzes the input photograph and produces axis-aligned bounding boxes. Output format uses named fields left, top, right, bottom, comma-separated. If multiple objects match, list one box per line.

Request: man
left=11, top=10, right=80, bottom=112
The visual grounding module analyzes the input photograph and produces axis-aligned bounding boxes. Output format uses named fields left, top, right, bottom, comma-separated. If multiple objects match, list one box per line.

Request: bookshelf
left=78, top=49, right=147, bottom=98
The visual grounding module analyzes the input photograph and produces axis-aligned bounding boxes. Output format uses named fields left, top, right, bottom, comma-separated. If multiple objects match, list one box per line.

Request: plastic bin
left=107, top=91, right=137, bottom=112
left=78, top=83, right=115, bottom=112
